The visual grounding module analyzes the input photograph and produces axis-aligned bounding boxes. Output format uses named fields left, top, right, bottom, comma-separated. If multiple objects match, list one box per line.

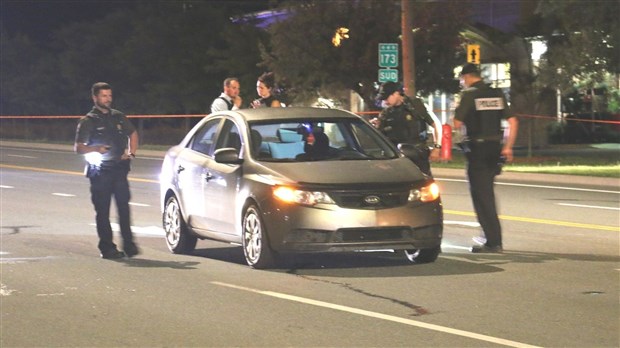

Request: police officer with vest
left=453, top=64, right=519, bottom=253
left=75, top=82, right=140, bottom=259
left=374, top=82, right=442, bottom=176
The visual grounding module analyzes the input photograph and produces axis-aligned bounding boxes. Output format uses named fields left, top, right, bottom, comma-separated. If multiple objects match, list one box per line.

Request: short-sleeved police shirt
left=75, top=107, right=135, bottom=162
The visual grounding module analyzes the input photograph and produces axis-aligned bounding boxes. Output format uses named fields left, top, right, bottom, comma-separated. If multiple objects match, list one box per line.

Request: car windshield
left=249, top=117, right=399, bottom=162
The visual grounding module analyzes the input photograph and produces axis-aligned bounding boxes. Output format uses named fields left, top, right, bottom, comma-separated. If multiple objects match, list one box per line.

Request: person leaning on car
left=372, top=82, right=442, bottom=176
left=453, top=63, right=519, bottom=254
left=210, top=77, right=242, bottom=113
left=74, top=82, right=140, bottom=260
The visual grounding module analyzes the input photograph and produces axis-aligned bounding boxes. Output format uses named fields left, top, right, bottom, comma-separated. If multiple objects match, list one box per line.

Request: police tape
left=0, top=113, right=619, bottom=125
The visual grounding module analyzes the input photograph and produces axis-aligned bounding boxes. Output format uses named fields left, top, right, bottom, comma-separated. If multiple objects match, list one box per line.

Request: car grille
left=336, top=227, right=412, bottom=242
left=285, top=226, right=440, bottom=244
left=329, top=189, right=410, bottom=209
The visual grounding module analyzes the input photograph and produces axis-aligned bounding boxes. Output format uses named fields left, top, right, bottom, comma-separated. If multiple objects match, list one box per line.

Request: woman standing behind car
left=251, top=72, right=283, bottom=108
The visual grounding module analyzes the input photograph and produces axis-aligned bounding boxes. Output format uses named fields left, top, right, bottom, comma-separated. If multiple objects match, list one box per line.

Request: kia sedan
left=160, top=107, right=442, bottom=268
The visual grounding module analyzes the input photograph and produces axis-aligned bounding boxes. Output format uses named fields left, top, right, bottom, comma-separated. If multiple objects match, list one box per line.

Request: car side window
left=190, top=118, right=221, bottom=155
left=214, top=119, right=242, bottom=155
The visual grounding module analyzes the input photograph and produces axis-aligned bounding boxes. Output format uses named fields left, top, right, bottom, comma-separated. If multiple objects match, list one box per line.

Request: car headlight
left=408, top=182, right=440, bottom=202
left=273, top=186, right=335, bottom=206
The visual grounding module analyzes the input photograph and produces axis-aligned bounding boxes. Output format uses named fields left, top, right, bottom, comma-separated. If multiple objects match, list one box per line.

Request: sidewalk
left=2, top=140, right=618, bottom=189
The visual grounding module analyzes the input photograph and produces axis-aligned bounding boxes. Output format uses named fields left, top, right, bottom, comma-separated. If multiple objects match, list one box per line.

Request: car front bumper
left=262, top=200, right=443, bottom=252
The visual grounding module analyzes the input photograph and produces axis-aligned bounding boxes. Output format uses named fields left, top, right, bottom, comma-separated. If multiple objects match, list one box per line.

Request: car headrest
left=277, top=129, right=303, bottom=143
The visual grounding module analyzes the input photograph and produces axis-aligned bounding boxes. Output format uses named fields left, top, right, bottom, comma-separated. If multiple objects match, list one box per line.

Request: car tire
left=163, top=195, right=197, bottom=254
left=242, top=204, right=276, bottom=269
left=402, top=246, right=440, bottom=264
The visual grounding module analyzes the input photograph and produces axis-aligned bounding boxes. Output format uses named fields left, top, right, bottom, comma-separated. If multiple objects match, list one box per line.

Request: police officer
left=453, top=64, right=519, bottom=253
left=74, top=82, right=140, bottom=259
left=374, top=82, right=442, bottom=176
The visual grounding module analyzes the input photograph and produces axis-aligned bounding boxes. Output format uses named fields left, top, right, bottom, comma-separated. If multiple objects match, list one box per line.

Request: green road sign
left=378, top=68, right=398, bottom=83
left=378, top=43, right=398, bottom=68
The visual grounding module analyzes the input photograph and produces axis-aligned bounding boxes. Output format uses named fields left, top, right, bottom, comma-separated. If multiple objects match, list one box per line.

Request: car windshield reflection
left=249, top=118, right=398, bottom=162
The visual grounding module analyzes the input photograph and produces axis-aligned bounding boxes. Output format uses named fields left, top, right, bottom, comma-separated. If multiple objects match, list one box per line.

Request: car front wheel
left=402, top=246, right=440, bottom=264
left=163, top=195, right=197, bottom=254
left=242, top=204, right=276, bottom=269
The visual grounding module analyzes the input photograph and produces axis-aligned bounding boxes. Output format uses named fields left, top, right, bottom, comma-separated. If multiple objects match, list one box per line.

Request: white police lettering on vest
left=474, top=98, right=504, bottom=110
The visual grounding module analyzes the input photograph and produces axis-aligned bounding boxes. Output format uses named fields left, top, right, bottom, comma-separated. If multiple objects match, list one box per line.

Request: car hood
left=253, top=158, right=426, bottom=186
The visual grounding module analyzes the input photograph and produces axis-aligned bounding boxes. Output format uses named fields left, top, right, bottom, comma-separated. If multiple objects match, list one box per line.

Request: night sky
left=1, top=0, right=275, bottom=41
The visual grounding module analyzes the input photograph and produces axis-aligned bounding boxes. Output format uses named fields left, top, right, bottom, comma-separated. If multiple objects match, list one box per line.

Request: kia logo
left=364, top=195, right=381, bottom=204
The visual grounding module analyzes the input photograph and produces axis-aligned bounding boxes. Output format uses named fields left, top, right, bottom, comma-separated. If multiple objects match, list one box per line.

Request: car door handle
left=176, top=165, right=185, bottom=174
left=202, top=172, right=213, bottom=182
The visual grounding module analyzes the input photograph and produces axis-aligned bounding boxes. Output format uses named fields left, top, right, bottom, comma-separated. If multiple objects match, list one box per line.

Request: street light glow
left=332, top=27, right=349, bottom=47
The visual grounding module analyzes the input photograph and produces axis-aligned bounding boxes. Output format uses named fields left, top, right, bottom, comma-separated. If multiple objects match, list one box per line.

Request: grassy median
left=434, top=144, right=620, bottom=178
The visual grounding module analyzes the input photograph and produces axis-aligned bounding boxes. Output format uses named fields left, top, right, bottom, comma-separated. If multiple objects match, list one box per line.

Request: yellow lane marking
left=444, top=209, right=619, bottom=232
left=0, top=164, right=158, bottom=183
left=3, top=164, right=617, bottom=231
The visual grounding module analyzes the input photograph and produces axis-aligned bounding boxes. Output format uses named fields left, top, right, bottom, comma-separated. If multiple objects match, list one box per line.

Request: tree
left=0, top=29, right=63, bottom=115
left=527, top=0, right=620, bottom=110
left=260, top=0, right=468, bottom=107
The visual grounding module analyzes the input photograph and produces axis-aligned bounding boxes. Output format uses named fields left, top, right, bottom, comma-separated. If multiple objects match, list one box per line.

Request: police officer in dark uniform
left=453, top=64, right=519, bottom=253
left=75, top=82, right=140, bottom=259
left=373, top=82, right=442, bottom=176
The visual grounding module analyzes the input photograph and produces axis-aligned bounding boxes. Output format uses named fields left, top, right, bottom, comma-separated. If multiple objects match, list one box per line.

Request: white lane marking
left=89, top=223, right=164, bottom=236
left=0, top=256, right=58, bottom=264
left=1, top=283, right=16, bottom=296
left=441, top=244, right=473, bottom=251
left=437, top=177, right=619, bottom=194
left=212, top=281, right=540, bottom=348
left=7, top=154, right=37, bottom=159
left=129, top=202, right=150, bottom=207
left=52, top=193, right=76, bottom=197
left=0, top=185, right=14, bottom=189
left=556, top=203, right=620, bottom=211
left=444, top=220, right=480, bottom=228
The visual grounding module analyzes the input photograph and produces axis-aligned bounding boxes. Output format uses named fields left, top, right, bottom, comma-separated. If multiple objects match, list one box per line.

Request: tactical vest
left=380, top=98, right=426, bottom=144
left=85, top=110, right=129, bottom=162
left=464, top=85, right=505, bottom=140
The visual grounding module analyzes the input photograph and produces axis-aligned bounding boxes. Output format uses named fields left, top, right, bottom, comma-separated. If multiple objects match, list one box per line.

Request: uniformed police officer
left=374, top=82, right=442, bottom=176
left=74, top=82, right=140, bottom=259
left=453, top=64, right=519, bottom=253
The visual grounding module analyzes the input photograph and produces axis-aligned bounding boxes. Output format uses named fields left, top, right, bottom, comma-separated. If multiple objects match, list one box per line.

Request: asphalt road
left=1, top=143, right=618, bottom=347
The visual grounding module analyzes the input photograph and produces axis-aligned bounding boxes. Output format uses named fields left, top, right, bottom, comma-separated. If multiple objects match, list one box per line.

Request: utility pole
left=401, top=0, right=415, bottom=97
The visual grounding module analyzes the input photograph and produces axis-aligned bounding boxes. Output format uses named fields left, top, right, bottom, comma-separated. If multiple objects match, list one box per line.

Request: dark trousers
left=406, top=144, right=432, bottom=177
left=89, top=162, right=134, bottom=253
left=465, top=141, right=502, bottom=247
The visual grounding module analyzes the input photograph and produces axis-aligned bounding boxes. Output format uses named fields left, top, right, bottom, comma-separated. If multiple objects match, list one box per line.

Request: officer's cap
left=376, top=82, right=403, bottom=100
left=460, top=63, right=479, bottom=76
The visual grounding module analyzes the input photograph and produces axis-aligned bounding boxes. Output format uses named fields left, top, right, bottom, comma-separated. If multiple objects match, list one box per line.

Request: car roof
left=223, top=107, right=361, bottom=122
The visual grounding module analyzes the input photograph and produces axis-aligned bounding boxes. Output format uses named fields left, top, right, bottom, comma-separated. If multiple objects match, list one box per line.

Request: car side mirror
left=214, top=148, right=243, bottom=164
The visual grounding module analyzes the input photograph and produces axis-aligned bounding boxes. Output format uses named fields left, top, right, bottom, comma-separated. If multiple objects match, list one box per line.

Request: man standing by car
left=75, top=82, right=140, bottom=259
left=373, top=82, right=442, bottom=176
left=453, top=63, right=519, bottom=253
left=210, top=77, right=242, bottom=113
